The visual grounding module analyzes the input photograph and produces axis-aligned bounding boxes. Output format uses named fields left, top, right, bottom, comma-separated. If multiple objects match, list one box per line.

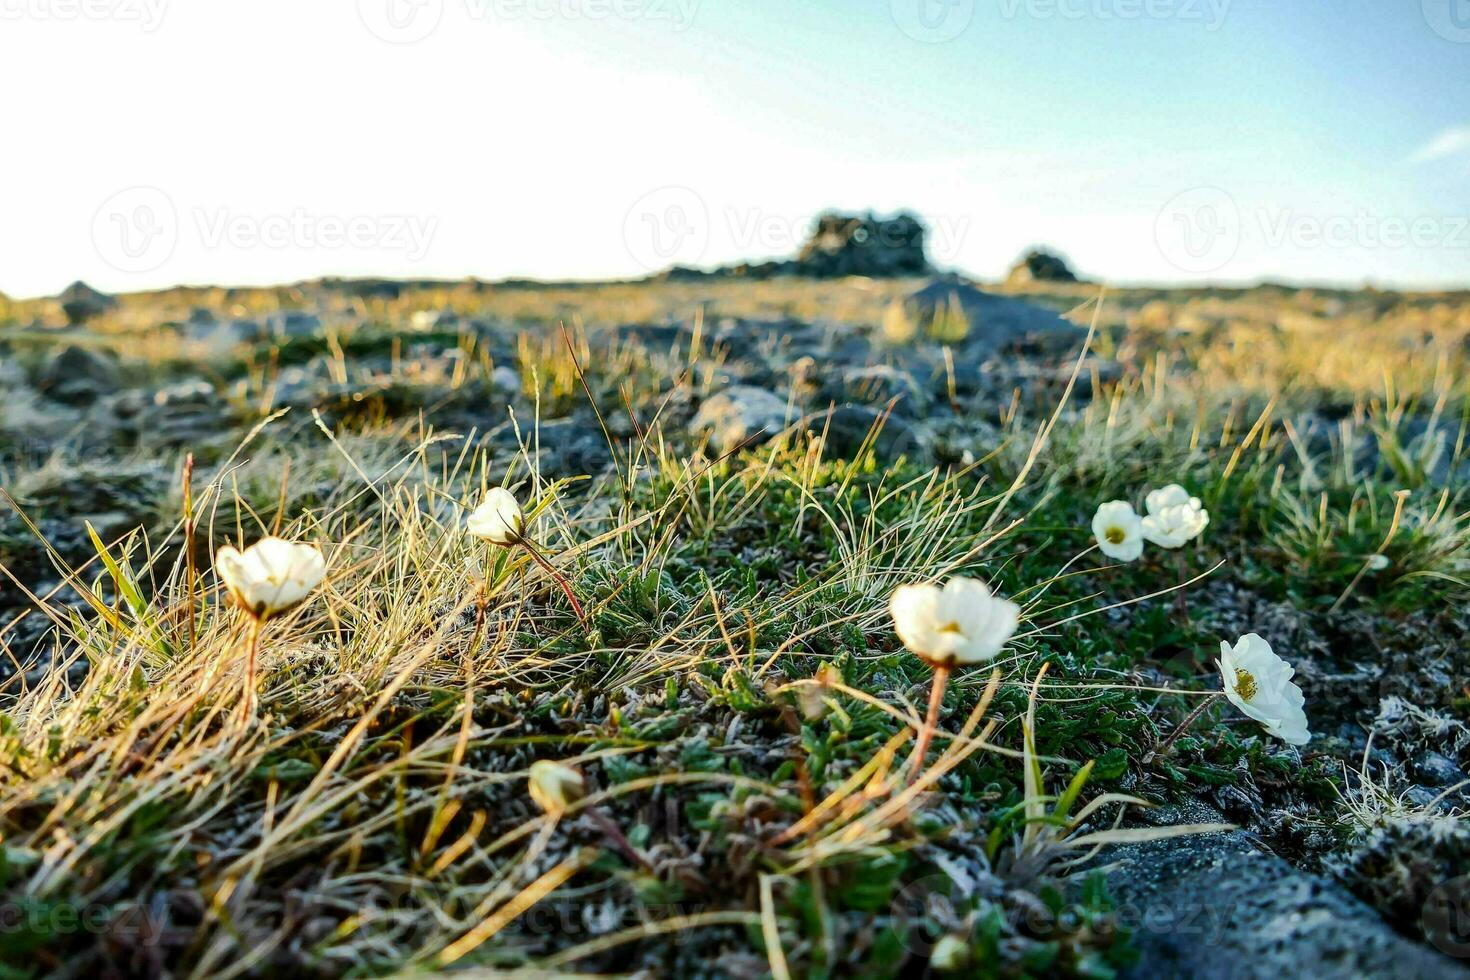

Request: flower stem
left=465, top=542, right=492, bottom=667
left=181, top=452, right=197, bottom=655
left=906, top=665, right=951, bottom=786
left=1145, top=692, right=1221, bottom=765
left=517, top=538, right=586, bottom=623
left=239, top=615, right=263, bottom=723
left=1173, top=552, right=1188, bottom=620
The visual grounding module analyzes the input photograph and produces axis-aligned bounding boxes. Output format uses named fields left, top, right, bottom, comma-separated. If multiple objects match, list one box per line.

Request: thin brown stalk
left=905, top=664, right=951, bottom=786
left=517, top=537, right=586, bottom=622
left=1145, top=692, right=1222, bottom=765
left=182, top=452, right=198, bottom=654
left=238, top=615, right=263, bottom=724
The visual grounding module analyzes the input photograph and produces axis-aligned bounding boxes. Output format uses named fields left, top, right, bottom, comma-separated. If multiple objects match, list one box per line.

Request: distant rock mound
left=58, top=281, right=117, bottom=325
left=888, top=276, right=1087, bottom=354
left=662, top=210, right=932, bottom=281
left=1006, top=249, right=1080, bottom=284
left=795, top=211, right=930, bottom=278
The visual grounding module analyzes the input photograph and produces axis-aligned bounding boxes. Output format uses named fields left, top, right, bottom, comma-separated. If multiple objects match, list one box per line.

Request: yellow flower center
left=1105, top=525, right=1127, bottom=545
left=1234, top=668, right=1257, bottom=702
left=938, top=622, right=964, bottom=636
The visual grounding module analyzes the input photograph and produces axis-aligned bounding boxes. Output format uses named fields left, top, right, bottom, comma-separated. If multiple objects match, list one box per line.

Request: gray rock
left=795, top=211, right=930, bottom=278
left=1104, top=803, right=1465, bottom=978
left=489, top=366, right=522, bottom=396
left=57, top=281, right=116, bottom=325
left=899, top=277, right=1087, bottom=357
left=838, top=364, right=929, bottom=413
left=532, top=416, right=612, bottom=476
left=1403, top=785, right=1453, bottom=810
left=265, top=311, right=322, bottom=341
left=248, top=365, right=319, bottom=409
left=112, top=380, right=225, bottom=448
left=1006, top=248, right=1080, bottom=284
left=186, top=306, right=217, bottom=328
left=185, top=317, right=249, bottom=345
left=807, top=405, right=920, bottom=460
left=615, top=323, right=691, bottom=352
left=691, top=386, right=794, bottom=455
left=37, top=345, right=120, bottom=404
left=1413, top=751, right=1466, bottom=788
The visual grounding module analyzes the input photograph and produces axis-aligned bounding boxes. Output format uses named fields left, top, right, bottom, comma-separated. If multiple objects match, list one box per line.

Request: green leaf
left=84, top=520, right=147, bottom=618
left=1054, top=760, right=1094, bottom=825
left=1092, top=747, right=1129, bottom=781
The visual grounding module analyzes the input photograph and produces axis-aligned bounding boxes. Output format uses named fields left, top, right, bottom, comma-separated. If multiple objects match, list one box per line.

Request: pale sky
left=1, top=0, right=1467, bottom=298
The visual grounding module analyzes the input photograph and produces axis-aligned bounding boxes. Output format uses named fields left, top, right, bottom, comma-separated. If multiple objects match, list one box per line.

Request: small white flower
left=466, top=487, right=524, bottom=545
left=929, top=934, right=972, bottom=973
left=1217, top=633, right=1311, bottom=746
left=1141, top=484, right=1209, bottom=548
left=528, top=760, right=586, bottom=815
left=796, top=663, right=843, bottom=722
left=1366, top=554, right=1390, bottom=571
left=215, top=537, right=326, bottom=619
left=1091, top=500, right=1145, bottom=562
left=890, top=576, right=1020, bottom=668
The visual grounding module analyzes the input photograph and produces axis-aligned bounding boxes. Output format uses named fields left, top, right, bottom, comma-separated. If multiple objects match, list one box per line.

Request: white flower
left=795, top=663, right=843, bottom=722
left=890, top=577, right=1020, bottom=668
left=1217, top=633, right=1311, bottom=746
left=1091, top=500, right=1145, bottom=562
left=929, top=935, right=972, bottom=973
left=215, top=537, right=326, bottom=619
left=528, top=760, right=586, bottom=815
left=466, top=487, right=524, bottom=545
left=1141, top=484, right=1209, bottom=548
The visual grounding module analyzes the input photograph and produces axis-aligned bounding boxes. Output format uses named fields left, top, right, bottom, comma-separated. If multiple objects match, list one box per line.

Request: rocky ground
left=1, top=272, right=1467, bottom=976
